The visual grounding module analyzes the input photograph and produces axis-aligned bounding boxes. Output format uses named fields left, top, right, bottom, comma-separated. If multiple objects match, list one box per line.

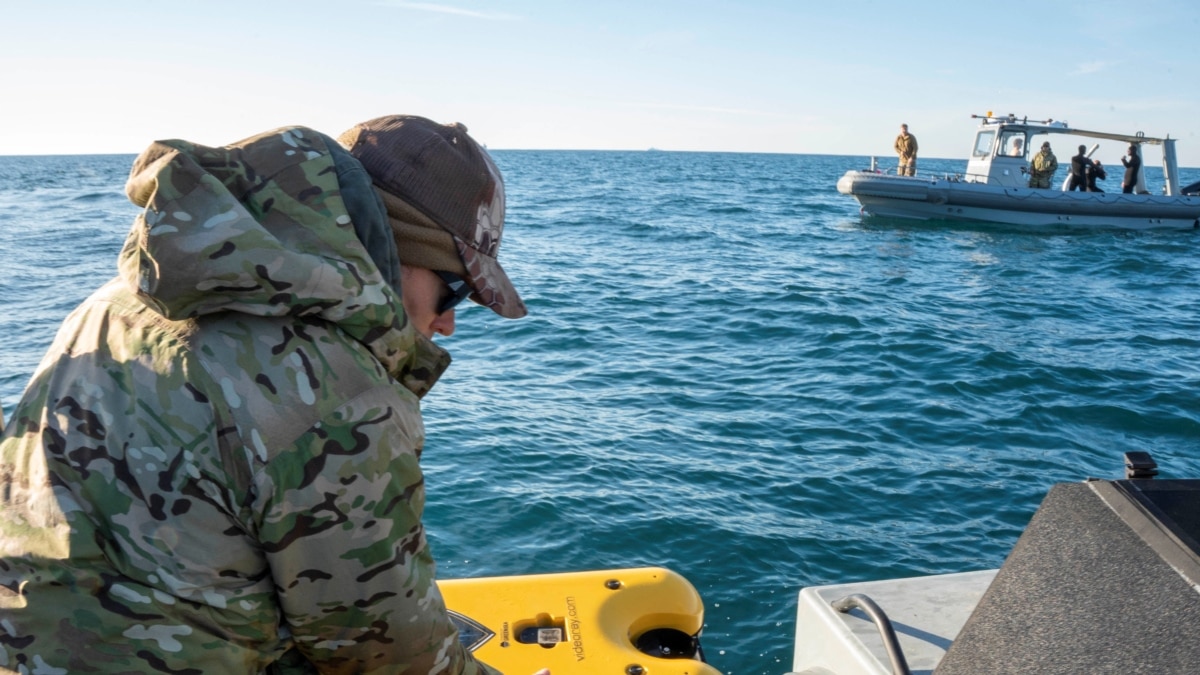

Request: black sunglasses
left=435, top=270, right=473, bottom=314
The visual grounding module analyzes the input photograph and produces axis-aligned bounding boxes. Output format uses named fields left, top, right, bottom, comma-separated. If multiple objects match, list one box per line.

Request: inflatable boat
left=837, top=113, right=1200, bottom=230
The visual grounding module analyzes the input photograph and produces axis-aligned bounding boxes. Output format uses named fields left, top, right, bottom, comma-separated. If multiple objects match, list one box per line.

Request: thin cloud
left=373, top=1, right=517, bottom=20
left=1072, top=60, right=1113, bottom=75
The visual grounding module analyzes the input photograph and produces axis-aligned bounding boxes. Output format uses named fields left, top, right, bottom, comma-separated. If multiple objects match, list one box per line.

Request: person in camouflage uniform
left=1028, top=141, right=1060, bottom=189
left=894, top=123, right=918, bottom=176
left=0, top=116, right=533, bottom=674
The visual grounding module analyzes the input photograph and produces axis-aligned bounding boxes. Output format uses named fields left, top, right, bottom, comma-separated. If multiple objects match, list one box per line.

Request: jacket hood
left=119, top=126, right=449, bottom=396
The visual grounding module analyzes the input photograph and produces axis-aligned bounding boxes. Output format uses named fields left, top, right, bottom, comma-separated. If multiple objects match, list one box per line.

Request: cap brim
left=454, top=235, right=527, bottom=318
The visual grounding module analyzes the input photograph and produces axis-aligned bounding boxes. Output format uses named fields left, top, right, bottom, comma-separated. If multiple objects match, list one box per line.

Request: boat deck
left=786, top=570, right=997, bottom=675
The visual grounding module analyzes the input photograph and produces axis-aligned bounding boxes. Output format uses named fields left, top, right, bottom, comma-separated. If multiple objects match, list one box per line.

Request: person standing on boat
left=1122, top=143, right=1142, bottom=194
left=894, top=123, right=918, bottom=176
left=1028, top=141, right=1059, bottom=189
left=0, top=116, right=543, bottom=675
left=1086, top=159, right=1108, bottom=192
left=1068, top=144, right=1094, bottom=191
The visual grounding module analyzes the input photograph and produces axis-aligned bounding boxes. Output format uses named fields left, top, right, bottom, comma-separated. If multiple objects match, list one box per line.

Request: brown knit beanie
left=374, top=188, right=466, bottom=276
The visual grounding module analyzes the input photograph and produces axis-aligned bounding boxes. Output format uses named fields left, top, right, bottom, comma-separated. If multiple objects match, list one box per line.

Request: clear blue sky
left=3, top=0, right=1199, bottom=166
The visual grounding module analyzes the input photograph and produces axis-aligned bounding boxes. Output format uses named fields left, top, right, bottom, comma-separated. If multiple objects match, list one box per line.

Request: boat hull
left=837, top=171, right=1200, bottom=230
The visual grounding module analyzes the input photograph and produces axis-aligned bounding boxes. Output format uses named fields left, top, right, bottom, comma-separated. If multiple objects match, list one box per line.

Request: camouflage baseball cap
left=338, top=114, right=526, bottom=319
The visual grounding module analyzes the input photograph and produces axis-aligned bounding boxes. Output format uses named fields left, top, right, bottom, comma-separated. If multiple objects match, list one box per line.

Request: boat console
left=788, top=452, right=1200, bottom=674
left=936, top=457, right=1200, bottom=673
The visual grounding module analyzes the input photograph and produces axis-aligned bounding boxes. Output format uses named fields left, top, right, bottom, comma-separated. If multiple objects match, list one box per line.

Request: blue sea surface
left=2, top=150, right=1199, bottom=674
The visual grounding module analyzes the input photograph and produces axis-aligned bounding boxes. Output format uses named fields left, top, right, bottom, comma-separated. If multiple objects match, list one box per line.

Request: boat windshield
left=999, top=132, right=1026, bottom=158
left=972, top=129, right=996, bottom=158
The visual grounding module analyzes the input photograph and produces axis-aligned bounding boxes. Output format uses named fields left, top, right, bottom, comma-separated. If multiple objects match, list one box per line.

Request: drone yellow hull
left=439, top=567, right=721, bottom=675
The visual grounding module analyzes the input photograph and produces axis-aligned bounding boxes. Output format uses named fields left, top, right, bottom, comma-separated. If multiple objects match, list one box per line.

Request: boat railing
left=864, top=157, right=970, bottom=183
left=858, top=165, right=971, bottom=183
left=831, top=593, right=913, bottom=675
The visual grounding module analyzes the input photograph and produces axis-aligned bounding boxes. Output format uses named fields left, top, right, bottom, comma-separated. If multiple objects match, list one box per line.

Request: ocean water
left=2, top=150, right=1200, bottom=674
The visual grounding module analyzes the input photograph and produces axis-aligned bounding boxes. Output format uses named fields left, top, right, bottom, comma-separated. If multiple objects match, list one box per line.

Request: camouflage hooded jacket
left=1031, top=148, right=1059, bottom=177
left=0, top=127, right=500, bottom=675
left=894, top=132, right=917, bottom=160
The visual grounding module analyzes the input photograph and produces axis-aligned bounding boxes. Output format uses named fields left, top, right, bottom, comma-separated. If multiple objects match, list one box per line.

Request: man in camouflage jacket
left=894, top=123, right=918, bottom=176
left=1028, top=141, right=1060, bottom=189
left=1, top=117, right=524, bottom=673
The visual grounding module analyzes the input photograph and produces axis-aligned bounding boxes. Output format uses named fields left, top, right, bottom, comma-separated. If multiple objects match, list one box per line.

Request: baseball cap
left=338, top=115, right=526, bottom=319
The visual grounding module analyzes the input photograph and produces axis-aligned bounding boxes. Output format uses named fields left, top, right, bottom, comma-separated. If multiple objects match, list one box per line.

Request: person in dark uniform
left=1085, top=160, right=1107, bottom=192
left=1068, top=145, right=1093, bottom=191
left=1121, top=143, right=1142, bottom=194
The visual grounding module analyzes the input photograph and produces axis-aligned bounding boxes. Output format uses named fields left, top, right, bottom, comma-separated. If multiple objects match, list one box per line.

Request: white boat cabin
left=961, top=113, right=1183, bottom=195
